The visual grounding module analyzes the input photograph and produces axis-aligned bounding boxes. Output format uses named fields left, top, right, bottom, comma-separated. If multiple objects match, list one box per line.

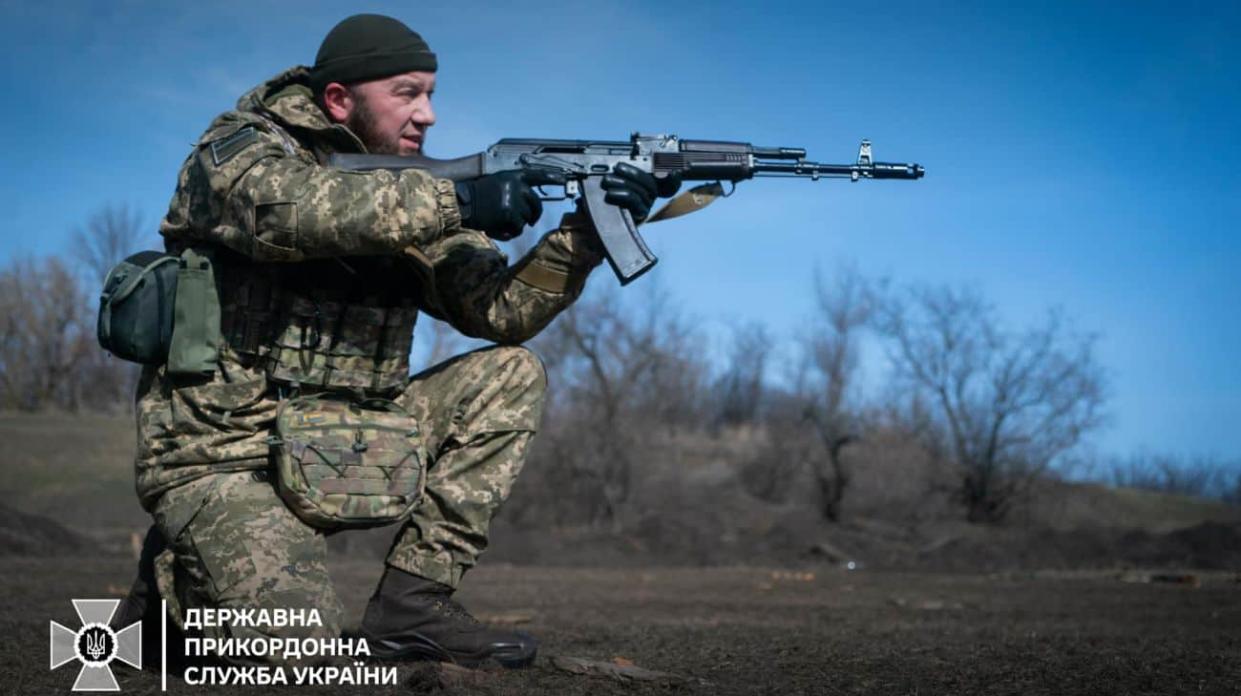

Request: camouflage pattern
left=161, top=71, right=461, bottom=262
left=150, top=345, right=543, bottom=665
left=131, top=65, right=594, bottom=665
left=137, top=65, right=603, bottom=508
left=153, top=470, right=345, bottom=666
left=273, top=394, right=425, bottom=528
left=135, top=352, right=275, bottom=499
left=389, top=345, right=546, bottom=588
left=263, top=298, right=420, bottom=392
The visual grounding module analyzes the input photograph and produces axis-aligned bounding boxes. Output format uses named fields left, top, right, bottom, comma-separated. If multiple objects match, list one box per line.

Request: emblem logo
left=50, top=600, right=142, bottom=691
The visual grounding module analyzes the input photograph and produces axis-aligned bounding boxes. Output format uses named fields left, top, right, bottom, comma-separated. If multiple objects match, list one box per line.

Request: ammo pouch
left=269, top=393, right=426, bottom=530
left=98, top=248, right=222, bottom=375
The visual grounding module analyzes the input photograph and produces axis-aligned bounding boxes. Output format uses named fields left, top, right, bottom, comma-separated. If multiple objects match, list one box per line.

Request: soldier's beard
left=346, top=95, right=402, bottom=156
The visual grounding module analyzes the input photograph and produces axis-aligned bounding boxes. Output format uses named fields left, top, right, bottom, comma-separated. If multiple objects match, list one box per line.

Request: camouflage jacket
left=135, top=66, right=602, bottom=510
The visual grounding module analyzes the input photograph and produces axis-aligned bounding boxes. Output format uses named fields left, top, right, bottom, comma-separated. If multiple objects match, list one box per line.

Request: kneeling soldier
left=114, top=13, right=677, bottom=669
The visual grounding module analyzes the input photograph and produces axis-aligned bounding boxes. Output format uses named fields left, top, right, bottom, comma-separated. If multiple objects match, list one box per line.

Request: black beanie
left=310, top=14, right=437, bottom=91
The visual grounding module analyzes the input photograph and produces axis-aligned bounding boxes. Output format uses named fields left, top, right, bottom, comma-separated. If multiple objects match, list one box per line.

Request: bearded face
left=323, top=71, right=436, bottom=156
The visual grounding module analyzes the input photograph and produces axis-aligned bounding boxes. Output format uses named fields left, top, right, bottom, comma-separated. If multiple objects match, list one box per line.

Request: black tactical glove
left=601, top=163, right=682, bottom=223
left=455, top=170, right=566, bottom=241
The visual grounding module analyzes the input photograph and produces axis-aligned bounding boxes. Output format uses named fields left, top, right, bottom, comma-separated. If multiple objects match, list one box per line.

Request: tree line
left=1, top=205, right=144, bottom=411
left=511, top=266, right=1114, bottom=526
left=3, top=204, right=1235, bottom=524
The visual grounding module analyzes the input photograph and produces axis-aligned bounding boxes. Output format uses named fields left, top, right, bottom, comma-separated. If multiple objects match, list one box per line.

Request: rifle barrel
left=753, top=160, right=925, bottom=180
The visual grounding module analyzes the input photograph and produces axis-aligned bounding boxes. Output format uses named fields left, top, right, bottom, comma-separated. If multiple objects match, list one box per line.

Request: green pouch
left=97, top=251, right=179, bottom=364
left=270, top=393, right=426, bottom=530
left=167, top=248, right=222, bottom=376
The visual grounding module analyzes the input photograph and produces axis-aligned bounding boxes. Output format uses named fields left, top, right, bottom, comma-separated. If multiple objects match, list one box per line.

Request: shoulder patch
left=209, top=126, right=259, bottom=166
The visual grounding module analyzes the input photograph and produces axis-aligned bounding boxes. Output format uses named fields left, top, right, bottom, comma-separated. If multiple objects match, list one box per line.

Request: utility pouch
left=97, top=251, right=180, bottom=364
left=167, top=248, right=222, bottom=376
left=97, top=247, right=223, bottom=372
left=269, top=393, right=426, bottom=530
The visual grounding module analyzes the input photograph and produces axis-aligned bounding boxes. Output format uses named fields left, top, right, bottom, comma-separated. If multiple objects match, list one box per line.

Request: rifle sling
left=646, top=182, right=726, bottom=223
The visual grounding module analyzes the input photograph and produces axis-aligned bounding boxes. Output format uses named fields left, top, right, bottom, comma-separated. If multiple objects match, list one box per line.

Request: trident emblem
left=50, top=599, right=142, bottom=692
left=85, top=631, right=107, bottom=661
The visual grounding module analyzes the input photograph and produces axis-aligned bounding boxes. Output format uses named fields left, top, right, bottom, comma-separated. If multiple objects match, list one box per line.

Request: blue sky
left=1, top=1, right=1237, bottom=462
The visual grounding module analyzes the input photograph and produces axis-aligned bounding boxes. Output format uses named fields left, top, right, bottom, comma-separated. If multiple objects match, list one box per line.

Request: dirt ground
left=4, top=556, right=1238, bottom=696
left=3, top=414, right=1239, bottom=694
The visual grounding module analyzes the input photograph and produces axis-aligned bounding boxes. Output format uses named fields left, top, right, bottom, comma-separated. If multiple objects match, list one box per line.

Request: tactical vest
left=215, top=252, right=423, bottom=394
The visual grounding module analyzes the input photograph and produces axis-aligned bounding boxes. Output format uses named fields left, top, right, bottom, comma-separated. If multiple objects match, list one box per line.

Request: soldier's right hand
left=454, top=170, right=567, bottom=241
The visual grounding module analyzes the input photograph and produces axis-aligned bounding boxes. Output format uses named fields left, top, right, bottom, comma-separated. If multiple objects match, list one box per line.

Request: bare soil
left=4, top=556, right=1239, bottom=695
left=4, top=413, right=1239, bottom=694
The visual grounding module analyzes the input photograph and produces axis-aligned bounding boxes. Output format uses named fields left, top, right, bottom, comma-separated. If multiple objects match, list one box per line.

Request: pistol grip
left=581, top=178, right=657, bottom=285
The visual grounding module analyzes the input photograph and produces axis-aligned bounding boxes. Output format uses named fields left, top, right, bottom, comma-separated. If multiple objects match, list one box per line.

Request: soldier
left=114, top=13, right=678, bottom=669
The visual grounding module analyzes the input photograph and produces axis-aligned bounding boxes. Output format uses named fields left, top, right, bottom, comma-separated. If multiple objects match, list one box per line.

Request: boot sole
left=366, top=633, right=538, bottom=669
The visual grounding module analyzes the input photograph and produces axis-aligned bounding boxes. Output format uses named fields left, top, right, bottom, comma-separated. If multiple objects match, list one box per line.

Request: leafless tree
left=535, top=288, right=630, bottom=529
left=0, top=256, right=92, bottom=410
left=73, top=204, right=149, bottom=409
left=0, top=205, right=148, bottom=412
left=875, top=285, right=1106, bottom=522
left=1106, top=452, right=1241, bottom=502
left=735, top=267, right=872, bottom=518
left=531, top=281, right=706, bottom=531
left=713, top=322, right=771, bottom=428
left=742, top=389, right=816, bottom=505
left=795, top=266, right=873, bottom=520
left=71, top=204, right=147, bottom=283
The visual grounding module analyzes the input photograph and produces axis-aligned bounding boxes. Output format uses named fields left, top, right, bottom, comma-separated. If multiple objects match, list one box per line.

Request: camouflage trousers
left=148, top=345, right=546, bottom=657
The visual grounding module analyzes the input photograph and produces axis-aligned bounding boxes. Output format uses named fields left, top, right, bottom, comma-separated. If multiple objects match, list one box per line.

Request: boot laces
left=430, top=596, right=482, bottom=626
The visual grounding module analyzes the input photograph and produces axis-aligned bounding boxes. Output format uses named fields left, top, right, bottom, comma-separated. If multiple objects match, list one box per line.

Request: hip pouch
left=97, top=251, right=179, bottom=365
left=97, top=247, right=222, bottom=376
left=270, top=393, right=426, bottom=530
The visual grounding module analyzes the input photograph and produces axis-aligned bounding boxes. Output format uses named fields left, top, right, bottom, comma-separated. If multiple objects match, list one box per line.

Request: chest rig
left=216, top=252, right=424, bottom=394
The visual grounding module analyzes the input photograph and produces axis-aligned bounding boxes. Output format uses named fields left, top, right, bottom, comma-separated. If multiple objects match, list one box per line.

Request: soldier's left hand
left=601, top=163, right=681, bottom=223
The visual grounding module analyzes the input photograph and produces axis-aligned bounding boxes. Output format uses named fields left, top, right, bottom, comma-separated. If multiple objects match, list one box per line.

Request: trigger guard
left=534, top=185, right=570, bottom=202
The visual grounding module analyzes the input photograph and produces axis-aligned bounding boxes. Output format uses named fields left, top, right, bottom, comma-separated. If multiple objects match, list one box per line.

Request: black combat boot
left=359, top=567, right=538, bottom=668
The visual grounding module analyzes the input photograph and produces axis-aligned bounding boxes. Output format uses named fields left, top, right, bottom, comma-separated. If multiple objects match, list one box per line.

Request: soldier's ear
left=321, top=83, right=354, bottom=124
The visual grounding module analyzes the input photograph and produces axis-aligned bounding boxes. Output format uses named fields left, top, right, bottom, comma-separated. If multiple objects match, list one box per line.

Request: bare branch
left=71, top=204, right=146, bottom=283
left=875, top=284, right=1106, bottom=522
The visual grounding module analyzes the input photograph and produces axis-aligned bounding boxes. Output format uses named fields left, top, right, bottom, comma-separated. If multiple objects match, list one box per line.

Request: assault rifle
left=329, top=134, right=925, bottom=285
